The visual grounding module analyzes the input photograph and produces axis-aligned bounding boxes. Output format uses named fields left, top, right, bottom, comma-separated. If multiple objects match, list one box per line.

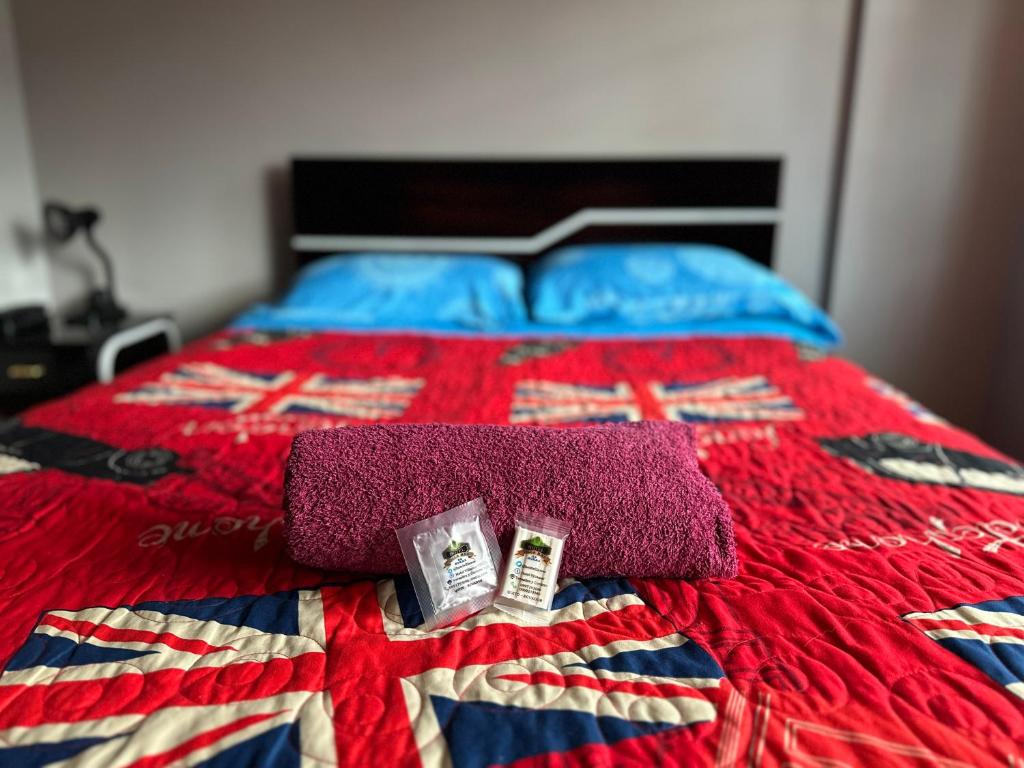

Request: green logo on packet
left=442, top=539, right=473, bottom=564
left=520, top=535, right=552, bottom=556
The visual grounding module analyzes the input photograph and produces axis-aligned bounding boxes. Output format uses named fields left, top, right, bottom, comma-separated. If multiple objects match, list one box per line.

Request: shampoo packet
left=495, top=513, right=571, bottom=624
left=396, top=497, right=502, bottom=631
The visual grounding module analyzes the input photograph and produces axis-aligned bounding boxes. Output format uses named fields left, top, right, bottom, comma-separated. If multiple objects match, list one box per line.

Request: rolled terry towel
left=284, top=421, right=737, bottom=580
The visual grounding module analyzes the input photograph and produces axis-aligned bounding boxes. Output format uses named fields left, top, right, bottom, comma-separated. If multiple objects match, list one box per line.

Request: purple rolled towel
left=284, top=421, right=737, bottom=580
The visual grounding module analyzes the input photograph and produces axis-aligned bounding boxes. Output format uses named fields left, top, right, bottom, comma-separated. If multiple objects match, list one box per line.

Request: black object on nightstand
left=0, top=313, right=181, bottom=416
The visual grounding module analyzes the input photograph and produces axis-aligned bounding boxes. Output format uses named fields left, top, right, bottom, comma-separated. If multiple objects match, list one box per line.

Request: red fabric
left=1, top=330, right=1023, bottom=766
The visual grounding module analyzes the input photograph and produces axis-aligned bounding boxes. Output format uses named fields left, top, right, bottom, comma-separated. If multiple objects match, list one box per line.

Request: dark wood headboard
left=291, top=158, right=782, bottom=269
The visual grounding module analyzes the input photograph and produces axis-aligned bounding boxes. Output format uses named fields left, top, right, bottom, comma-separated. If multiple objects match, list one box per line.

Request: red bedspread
left=2, top=330, right=1023, bottom=767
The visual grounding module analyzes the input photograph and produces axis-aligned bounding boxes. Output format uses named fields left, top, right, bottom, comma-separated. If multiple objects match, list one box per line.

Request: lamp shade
left=43, top=203, right=100, bottom=243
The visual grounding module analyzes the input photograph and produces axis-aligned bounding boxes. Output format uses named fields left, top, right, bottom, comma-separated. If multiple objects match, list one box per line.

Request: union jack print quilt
left=2, top=330, right=1024, bottom=766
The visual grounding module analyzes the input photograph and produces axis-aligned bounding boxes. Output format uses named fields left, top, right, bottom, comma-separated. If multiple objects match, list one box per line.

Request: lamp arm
left=84, top=228, right=117, bottom=300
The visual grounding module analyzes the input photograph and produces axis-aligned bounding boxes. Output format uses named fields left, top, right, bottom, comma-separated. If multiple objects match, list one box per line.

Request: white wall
left=831, top=0, right=1024, bottom=438
left=987, top=225, right=1024, bottom=460
left=0, top=0, right=47, bottom=310
left=11, top=0, right=850, bottom=338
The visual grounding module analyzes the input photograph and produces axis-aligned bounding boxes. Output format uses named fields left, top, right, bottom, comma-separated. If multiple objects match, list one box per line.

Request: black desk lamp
left=44, top=202, right=127, bottom=327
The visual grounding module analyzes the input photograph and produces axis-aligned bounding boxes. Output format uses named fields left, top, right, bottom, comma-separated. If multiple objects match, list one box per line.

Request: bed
left=2, top=159, right=1023, bottom=767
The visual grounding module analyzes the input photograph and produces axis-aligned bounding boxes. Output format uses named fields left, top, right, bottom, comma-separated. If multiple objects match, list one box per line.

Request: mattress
left=1, top=329, right=1023, bottom=766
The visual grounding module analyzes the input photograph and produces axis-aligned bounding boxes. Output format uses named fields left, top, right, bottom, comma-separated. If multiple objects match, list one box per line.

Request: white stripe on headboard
left=291, top=206, right=779, bottom=254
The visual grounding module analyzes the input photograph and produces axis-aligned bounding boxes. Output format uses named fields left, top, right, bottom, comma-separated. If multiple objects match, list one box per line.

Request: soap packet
left=494, top=513, right=571, bottom=625
left=396, top=497, right=502, bottom=631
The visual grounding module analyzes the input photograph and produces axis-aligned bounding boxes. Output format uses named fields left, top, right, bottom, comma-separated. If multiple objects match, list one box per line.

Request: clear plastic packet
left=494, top=513, right=571, bottom=625
left=395, top=497, right=502, bottom=631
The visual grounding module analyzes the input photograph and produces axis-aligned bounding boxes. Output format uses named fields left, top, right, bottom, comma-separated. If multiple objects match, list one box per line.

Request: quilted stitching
left=0, top=331, right=1022, bottom=766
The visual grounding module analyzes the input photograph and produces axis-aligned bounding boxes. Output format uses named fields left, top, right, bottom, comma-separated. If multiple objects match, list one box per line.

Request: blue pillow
left=528, top=243, right=840, bottom=341
left=257, top=253, right=527, bottom=330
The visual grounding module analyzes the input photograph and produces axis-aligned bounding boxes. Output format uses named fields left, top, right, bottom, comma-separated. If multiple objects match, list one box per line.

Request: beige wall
left=12, top=0, right=850, bottom=337
left=0, top=0, right=47, bottom=309
left=831, top=0, right=1024, bottom=440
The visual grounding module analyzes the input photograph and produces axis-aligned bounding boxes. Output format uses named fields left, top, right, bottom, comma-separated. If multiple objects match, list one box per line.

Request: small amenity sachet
left=495, top=514, right=570, bottom=624
left=395, top=498, right=502, bottom=631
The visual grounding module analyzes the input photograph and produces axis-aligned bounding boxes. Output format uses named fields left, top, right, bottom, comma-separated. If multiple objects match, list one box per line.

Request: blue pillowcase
left=232, top=245, right=840, bottom=348
left=528, top=243, right=840, bottom=344
left=236, top=253, right=528, bottom=331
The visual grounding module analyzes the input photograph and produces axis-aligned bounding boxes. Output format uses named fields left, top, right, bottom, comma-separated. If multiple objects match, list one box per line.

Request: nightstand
left=0, top=315, right=181, bottom=415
